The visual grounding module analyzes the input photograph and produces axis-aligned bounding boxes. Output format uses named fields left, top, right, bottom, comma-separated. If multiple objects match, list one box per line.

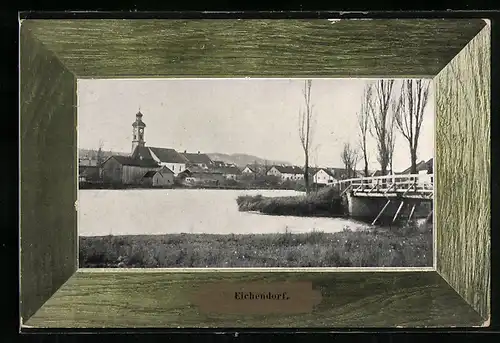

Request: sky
left=77, top=78, right=434, bottom=172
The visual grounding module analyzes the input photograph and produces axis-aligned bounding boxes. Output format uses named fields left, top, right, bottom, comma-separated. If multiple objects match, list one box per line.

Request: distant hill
left=79, top=148, right=291, bottom=168
left=79, top=148, right=129, bottom=159
left=207, top=153, right=291, bottom=168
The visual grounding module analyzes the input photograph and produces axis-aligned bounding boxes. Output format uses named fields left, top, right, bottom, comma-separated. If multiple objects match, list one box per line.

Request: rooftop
left=180, top=152, right=213, bottom=165
left=132, top=146, right=188, bottom=164
left=215, top=166, right=242, bottom=175
left=309, top=167, right=336, bottom=177
left=132, top=111, right=146, bottom=127
left=181, top=165, right=223, bottom=174
left=400, top=159, right=433, bottom=174
left=270, top=165, right=304, bottom=174
left=142, top=166, right=174, bottom=178
left=105, top=155, right=159, bottom=168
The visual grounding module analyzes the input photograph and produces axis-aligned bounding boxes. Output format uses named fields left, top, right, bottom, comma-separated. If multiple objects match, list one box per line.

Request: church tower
left=132, top=110, right=146, bottom=154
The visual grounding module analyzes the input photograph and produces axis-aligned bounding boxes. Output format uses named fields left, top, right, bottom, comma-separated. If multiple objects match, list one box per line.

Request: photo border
left=19, top=15, right=491, bottom=328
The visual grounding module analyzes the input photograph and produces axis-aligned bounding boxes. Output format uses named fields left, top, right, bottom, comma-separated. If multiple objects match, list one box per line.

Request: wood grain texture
left=434, top=25, right=490, bottom=320
left=20, top=25, right=78, bottom=323
left=19, top=18, right=491, bottom=328
left=24, top=270, right=483, bottom=328
left=22, top=19, right=485, bottom=78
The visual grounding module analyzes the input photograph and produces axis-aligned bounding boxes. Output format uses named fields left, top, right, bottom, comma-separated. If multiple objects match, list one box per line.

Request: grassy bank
left=236, top=186, right=344, bottom=217
left=79, top=223, right=432, bottom=268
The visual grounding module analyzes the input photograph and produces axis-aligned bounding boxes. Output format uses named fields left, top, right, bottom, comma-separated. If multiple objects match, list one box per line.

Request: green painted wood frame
left=19, top=18, right=491, bottom=328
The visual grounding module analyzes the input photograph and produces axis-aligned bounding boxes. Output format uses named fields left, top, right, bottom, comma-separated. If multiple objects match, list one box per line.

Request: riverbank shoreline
left=79, top=182, right=309, bottom=191
left=79, top=224, right=432, bottom=268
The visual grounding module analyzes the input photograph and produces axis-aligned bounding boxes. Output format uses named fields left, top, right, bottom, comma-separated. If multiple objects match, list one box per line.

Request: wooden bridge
left=337, top=173, right=433, bottom=225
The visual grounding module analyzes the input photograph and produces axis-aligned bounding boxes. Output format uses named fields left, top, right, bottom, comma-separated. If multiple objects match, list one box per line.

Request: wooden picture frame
left=19, top=17, right=490, bottom=328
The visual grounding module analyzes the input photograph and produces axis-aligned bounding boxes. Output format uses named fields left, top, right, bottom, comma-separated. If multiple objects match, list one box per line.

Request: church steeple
left=132, top=109, right=146, bottom=154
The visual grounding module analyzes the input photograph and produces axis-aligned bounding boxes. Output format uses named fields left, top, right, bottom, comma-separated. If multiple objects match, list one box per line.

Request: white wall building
left=267, top=166, right=304, bottom=181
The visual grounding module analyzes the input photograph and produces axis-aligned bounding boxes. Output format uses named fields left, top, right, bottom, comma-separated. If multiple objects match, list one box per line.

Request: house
left=309, top=168, right=336, bottom=185
left=425, top=158, right=433, bottom=174
left=141, top=166, right=174, bottom=187
left=79, top=165, right=101, bottom=183
left=326, top=167, right=350, bottom=180
left=177, top=165, right=225, bottom=185
left=399, top=158, right=433, bottom=185
left=400, top=159, right=433, bottom=175
left=213, top=160, right=227, bottom=168
left=132, top=146, right=188, bottom=175
left=240, top=163, right=269, bottom=176
left=266, top=165, right=304, bottom=181
left=180, top=151, right=214, bottom=169
left=241, top=165, right=257, bottom=175
left=308, top=167, right=355, bottom=185
left=101, top=155, right=160, bottom=185
left=216, top=166, right=242, bottom=180
left=79, top=158, right=99, bottom=167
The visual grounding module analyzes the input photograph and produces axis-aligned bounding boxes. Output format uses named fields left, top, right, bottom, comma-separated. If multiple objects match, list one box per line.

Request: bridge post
left=392, top=200, right=405, bottom=223
left=407, top=204, right=416, bottom=224
left=425, top=209, right=433, bottom=223
left=372, top=199, right=391, bottom=225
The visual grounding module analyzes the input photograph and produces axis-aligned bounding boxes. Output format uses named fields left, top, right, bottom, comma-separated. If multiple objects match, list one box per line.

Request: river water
left=78, top=189, right=371, bottom=236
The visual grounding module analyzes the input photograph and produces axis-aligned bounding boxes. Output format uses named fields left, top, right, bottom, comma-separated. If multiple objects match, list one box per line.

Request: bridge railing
left=337, top=173, right=433, bottom=195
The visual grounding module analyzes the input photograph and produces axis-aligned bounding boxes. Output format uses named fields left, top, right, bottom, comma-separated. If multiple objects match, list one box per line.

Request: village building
left=309, top=167, right=336, bottom=185
left=266, top=165, right=304, bottom=181
left=241, top=165, right=257, bottom=175
left=212, top=160, right=226, bottom=168
left=306, top=167, right=354, bottom=185
left=216, top=166, right=242, bottom=180
left=128, top=110, right=188, bottom=175
left=101, top=155, right=161, bottom=185
left=79, top=157, right=99, bottom=167
left=141, top=166, right=175, bottom=187
left=399, top=158, right=434, bottom=185
left=132, top=146, right=187, bottom=175
left=330, top=167, right=352, bottom=180
left=180, top=151, right=214, bottom=169
left=426, top=158, right=433, bottom=174
left=78, top=154, right=103, bottom=182
left=131, top=110, right=146, bottom=153
left=79, top=165, right=101, bottom=183
left=240, top=163, right=268, bottom=176
left=399, top=158, right=433, bottom=175
left=177, top=165, right=225, bottom=186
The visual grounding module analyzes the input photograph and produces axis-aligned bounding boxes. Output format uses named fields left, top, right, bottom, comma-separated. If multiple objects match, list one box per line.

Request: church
left=100, top=110, right=218, bottom=186
left=129, top=110, right=188, bottom=175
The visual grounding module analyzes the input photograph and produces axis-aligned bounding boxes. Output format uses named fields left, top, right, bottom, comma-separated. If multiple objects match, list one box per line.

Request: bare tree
left=393, top=79, right=431, bottom=174
left=340, top=142, right=359, bottom=179
left=298, top=80, right=315, bottom=194
left=367, top=80, right=397, bottom=176
left=358, top=84, right=372, bottom=177
left=387, top=101, right=399, bottom=175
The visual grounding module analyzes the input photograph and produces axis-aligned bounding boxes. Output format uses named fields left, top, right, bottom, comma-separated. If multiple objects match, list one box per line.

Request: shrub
left=236, top=186, right=343, bottom=217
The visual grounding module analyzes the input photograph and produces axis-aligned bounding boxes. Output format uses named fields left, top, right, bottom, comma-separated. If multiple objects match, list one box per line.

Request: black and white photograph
left=77, top=77, right=434, bottom=268
left=21, top=17, right=491, bottom=328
